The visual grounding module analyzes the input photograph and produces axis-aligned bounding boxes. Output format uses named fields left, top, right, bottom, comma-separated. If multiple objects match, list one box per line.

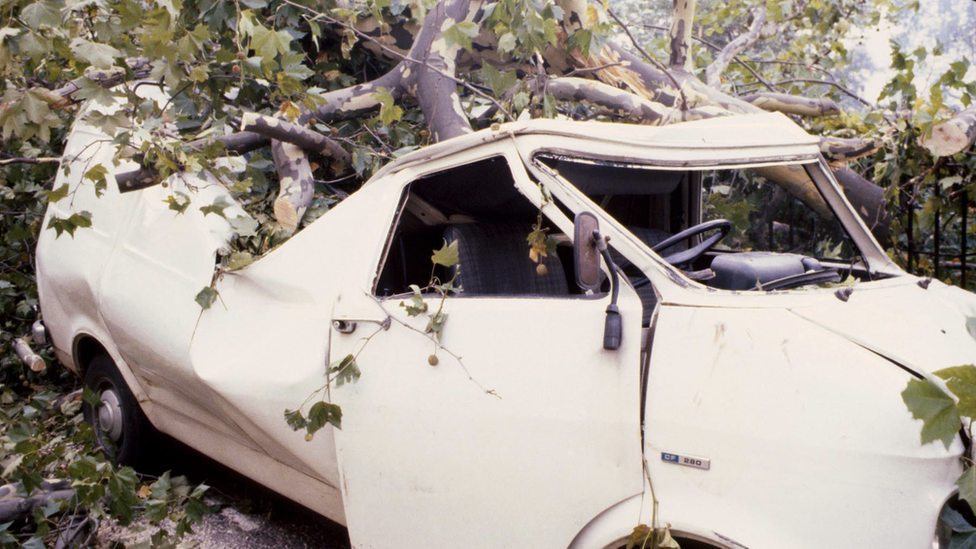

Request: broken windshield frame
left=527, top=152, right=892, bottom=286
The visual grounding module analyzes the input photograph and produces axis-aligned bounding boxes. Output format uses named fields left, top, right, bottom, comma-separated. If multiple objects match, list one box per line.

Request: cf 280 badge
left=661, top=452, right=710, bottom=471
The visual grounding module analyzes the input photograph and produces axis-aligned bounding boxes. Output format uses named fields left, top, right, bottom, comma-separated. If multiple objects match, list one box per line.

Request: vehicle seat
left=443, top=223, right=568, bottom=296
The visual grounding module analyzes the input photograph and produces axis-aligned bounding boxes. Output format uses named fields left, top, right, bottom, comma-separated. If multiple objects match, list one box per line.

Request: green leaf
left=21, top=0, right=64, bottom=30
left=442, top=21, right=479, bottom=51
left=199, top=196, right=231, bottom=218
left=164, top=192, right=191, bottom=214
left=958, top=467, right=976, bottom=518
left=328, top=354, right=361, bottom=387
left=251, top=25, right=293, bottom=60
left=902, top=377, right=960, bottom=449
left=225, top=251, right=253, bottom=270
left=74, top=77, right=118, bottom=107
left=85, top=164, right=109, bottom=197
left=44, top=183, right=69, bottom=203
left=400, top=284, right=428, bottom=316
left=283, top=409, right=307, bottom=431
left=482, top=63, right=517, bottom=98
left=307, top=401, right=342, bottom=433
left=194, top=287, right=218, bottom=310
left=371, top=87, right=403, bottom=126
left=431, top=239, right=459, bottom=268
left=935, top=365, right=976, bottom=417
left=69, top=38, right=122, bottom=70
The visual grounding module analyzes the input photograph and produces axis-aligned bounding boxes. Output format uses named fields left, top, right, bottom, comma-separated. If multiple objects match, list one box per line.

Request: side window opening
left=375, top=156, right=583, bottom=298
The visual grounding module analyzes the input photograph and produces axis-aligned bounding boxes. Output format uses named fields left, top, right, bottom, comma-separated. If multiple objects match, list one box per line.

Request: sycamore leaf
left=164, top=191, right=190, bottom=214
left=199, top=196, right=231, bottom=218
left=442, top=21, right=479, bottom=51
left=21, top=0, right=64, bottom=30
left=44, top=184, right=69, bottom=203
left=902, top=377, right=960, bottom=449
left=84, top=164, right=109, bottom=197
left=328, top=354, right=361, bottom=388
left=74, top=77, right=118, bottom=107
left=497, top=32, right=517, bottom=54
left=69, top=38, right=122, bottom=69
left=400, top=284, right=428, bottom=316
left=482, top=63, right=517, bottom=98
left=194, top=286, right=218, bottom=310
left=958, top=467, right=976, bottom=518
left=283, top=409, right=307, bottom=431
left=225, top=251, right=253, bottom=270
left=371, top=87, right=403, bottom=126
left=307, top=401, right=342, bottom=433
left=431, top=239, right=459, bottom=268
left=251, top=25, right=292, bottom=59
left=935, top=365, right=976, bottom=417
left=21, top=89, right=53, bottom=124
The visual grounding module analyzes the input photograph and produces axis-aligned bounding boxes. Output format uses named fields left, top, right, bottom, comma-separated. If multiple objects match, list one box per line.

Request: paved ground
left=96, top=436, right=351, bottom=549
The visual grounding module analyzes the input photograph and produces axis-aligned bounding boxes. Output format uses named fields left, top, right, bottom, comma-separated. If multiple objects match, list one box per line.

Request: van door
left=326, top=155, right=645, bottom=548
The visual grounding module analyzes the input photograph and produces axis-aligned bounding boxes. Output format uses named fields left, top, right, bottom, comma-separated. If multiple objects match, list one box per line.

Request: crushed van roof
left=373, top=112, right=822, bottom=180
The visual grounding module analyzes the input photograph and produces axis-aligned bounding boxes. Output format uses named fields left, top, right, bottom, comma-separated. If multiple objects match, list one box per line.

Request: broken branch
left=923, top=106, right=976, bottom=157
left=740, top=92, right=840, bottom=117
left=705, top=9, right=767, bottom=88
left=13, top=338, right=45, bottom=372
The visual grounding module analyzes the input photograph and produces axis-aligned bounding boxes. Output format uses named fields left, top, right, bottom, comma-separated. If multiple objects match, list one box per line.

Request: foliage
left=0, top=384, right=208, bottom=547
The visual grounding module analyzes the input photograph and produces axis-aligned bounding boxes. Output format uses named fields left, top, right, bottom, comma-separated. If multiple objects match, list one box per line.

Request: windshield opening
left=538, top=154, right=867, bottom=300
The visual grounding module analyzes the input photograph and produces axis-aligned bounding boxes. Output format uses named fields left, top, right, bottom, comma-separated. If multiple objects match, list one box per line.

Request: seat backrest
left=443, top=223, right=568, bottom=296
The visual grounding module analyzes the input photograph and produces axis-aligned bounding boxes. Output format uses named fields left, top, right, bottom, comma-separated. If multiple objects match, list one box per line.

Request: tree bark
left=923, top=106, right=976, bottom=157
left=832, top=166, right=891, bottom=246
left=240, top=113, right=350, bottom=170
left=740, top=93, right=840, bottom=117
left=705, top=9, right=766, bottom=88
left=401, top=0, right=475, bottom=141
left=547, top=77, right=676, bottom=124
left=271, top=142, right=316, bottom=232
left=668, top=0, right=697, bottom=72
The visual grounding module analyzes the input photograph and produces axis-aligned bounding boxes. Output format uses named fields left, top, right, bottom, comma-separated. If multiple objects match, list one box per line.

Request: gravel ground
left=96, top=436, right=351, bottom=549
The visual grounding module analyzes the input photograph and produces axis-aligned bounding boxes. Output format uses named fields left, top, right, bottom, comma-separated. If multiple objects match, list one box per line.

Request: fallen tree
left=3, top=0, right=897, bottom=242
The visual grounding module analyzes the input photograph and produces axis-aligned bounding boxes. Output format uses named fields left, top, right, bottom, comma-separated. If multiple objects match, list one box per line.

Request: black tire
left=81, top=355, right=152, bottom=466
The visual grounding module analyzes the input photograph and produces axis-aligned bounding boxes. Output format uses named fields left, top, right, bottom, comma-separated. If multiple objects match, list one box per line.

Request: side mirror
left=574, top=211, right=601, bottom=292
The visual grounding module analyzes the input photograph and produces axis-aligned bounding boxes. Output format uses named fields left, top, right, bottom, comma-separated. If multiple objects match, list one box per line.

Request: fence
left=893, top=173, right=974, bottom=292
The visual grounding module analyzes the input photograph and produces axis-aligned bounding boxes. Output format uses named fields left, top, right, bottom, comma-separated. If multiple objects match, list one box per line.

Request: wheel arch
left=568, top=493, right=736, bottom=549
left=71, top=332, right=153, bottom=416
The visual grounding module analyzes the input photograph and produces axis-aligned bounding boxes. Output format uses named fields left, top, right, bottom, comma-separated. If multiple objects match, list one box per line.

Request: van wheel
left=82, top=355, right=151, bottom=466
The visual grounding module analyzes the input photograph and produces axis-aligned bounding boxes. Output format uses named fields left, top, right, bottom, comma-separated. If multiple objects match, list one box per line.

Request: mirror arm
left=593, top=230, right=622, bottom=350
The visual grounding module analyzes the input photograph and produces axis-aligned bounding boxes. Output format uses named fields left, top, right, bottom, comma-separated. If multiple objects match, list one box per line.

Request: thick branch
left=820, top=136, right=882, bottom=163
left=705, top=9, right=766, bottom=88
left=547, top=77, right=676, bottom=125
left=668, top=0, right=697, bottom=72
left=832, top=166, right=891, bottom=246
left=401, top=0, right=475, bottom=141
left=271, top=141, right=316, bottom=232
left=741, top=92, right=839, bottom=117
left=0, top=480, right=75, bottom=523
left=240, top=113, right=350, bottom=170
left=923, top=106, right=976, bottom=157
left=13, top=338, right=45, bottom=372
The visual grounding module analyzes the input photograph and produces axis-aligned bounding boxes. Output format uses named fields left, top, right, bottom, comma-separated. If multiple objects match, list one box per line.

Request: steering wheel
left=652, top=219, right=732, bottom=268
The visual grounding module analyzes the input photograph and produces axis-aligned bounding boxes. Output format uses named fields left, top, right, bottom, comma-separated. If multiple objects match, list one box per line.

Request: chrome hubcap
left=97, top=389, right=124, bottom=442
